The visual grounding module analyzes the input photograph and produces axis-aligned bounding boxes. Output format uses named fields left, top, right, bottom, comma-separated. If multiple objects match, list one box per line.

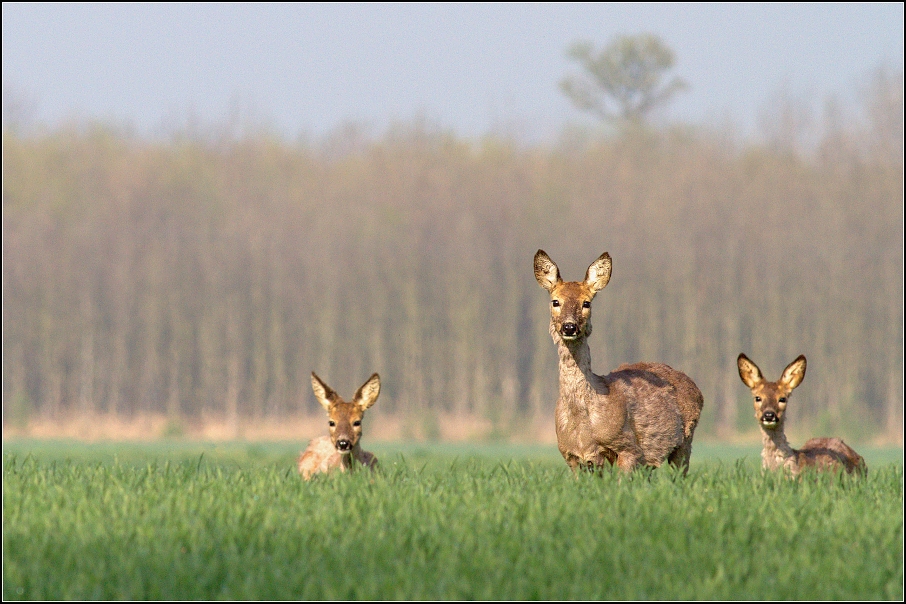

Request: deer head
left=534, top=249, right=612, bottom=341
left=311, top=372, right=381, bottom=454
left=737, top=354, right=806, bottom=430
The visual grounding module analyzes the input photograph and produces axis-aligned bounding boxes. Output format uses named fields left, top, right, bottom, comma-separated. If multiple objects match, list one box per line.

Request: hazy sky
left=3, top=3, right=903, bottom=141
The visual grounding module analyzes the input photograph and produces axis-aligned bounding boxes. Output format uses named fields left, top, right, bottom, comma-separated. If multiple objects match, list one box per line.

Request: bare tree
left=863, top=64, right=904, bottom=165
left=2, top=101, right=901, bottom=443
left=560, top=34, right=687, bottom=126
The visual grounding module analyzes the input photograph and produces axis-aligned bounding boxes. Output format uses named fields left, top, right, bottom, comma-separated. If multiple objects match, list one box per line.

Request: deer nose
left=336, top=439, right=352, bottom=451
left=761, top=411, right=777, bottom=424
left=561, top=322, right=578, bottom=337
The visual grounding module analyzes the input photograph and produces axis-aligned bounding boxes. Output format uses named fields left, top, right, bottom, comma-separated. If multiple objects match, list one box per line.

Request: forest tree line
left=2, top=72, right=903, bottom=442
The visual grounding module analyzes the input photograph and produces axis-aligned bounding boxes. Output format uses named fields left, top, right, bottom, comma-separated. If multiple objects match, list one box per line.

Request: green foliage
left=560, top=34, right=688, bottom=125
left=3, top=445, right=903, bottom=600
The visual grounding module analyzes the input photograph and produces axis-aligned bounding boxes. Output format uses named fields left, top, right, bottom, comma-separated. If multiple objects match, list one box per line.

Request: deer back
left=800, top=437, right=867, bottom=475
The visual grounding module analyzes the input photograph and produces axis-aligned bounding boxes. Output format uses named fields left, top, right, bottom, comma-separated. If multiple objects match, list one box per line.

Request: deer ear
left=310, top=372, right=334, bottom=412
left=780, top=355, right=807, bottom=391
left=534, top=250, right=561, bottom=292
left=737, top=354, right=763, bottom=389
left=584, top=252, right=612, bottom=294
left=354, top=373, right=381, bottom=410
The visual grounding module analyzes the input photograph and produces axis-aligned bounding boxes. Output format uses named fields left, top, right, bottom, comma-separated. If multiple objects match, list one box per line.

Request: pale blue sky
left=3, top=3, right=903, bottom=140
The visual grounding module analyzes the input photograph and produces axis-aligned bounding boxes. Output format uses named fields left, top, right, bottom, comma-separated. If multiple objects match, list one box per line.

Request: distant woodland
left=2, top=70, right=902, bottom=442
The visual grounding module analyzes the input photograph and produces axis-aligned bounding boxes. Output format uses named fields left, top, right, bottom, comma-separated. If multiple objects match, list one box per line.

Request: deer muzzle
left=760, top=411, right=779, bottom=428
left=560, top=322, right=579, bottom=339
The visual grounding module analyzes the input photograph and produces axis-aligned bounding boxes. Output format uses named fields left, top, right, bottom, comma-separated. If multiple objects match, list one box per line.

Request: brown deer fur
left=534, top=250, right=704, bottom=473
left=737, top=353, right=866, bottom=476
left=297, top=372, right=380, bottom=480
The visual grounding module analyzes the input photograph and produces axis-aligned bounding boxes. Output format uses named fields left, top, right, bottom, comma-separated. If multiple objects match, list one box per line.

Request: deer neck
left=551, top=322, right=596, bottom=408
left=339, top=444, right=368, bottom=469
left=760, top=422, right=797, bottom=470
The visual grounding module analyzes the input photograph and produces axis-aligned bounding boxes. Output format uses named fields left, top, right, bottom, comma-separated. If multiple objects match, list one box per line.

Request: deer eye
left=779, top=397, right=787, bottom=403
left=353, top=420, right=361, bottom=427
left=328, top=420, right=336, bottom=427
left=754, top=397, right=762, bottom=402
left=552, top=300, right=560, bottom=307
left=582, top=301, right=590, bottom=308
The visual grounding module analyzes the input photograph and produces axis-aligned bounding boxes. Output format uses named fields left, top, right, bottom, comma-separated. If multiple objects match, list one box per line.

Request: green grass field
left=3, top=441, right=903, bottom=600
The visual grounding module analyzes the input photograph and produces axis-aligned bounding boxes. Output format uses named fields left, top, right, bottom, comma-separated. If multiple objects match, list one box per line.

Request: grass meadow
left=3, top=441, right=903, bottom=600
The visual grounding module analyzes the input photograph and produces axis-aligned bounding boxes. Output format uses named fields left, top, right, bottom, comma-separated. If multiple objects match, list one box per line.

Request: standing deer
left=534, top=249, right=703, bottom=473
left=297, top=372, right=381, bottom=480
left=737, top=353, right=866, bottom=476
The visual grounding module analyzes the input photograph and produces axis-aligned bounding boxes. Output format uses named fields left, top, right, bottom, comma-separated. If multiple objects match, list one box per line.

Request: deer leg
left=667, top=441, right=692, bottom=475
left=616, top=450, right=641, bottom=473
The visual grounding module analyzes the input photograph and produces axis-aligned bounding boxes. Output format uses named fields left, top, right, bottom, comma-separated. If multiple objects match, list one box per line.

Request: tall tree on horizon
left=560, top=33, right=688, bottom=126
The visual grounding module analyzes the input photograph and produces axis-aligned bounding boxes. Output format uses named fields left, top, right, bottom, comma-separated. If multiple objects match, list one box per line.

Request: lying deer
left=534, top=249, right=704, bottom=474
left=297, top=372, right=381, bottom=480
left=737, top=353, right=866, bottom=476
